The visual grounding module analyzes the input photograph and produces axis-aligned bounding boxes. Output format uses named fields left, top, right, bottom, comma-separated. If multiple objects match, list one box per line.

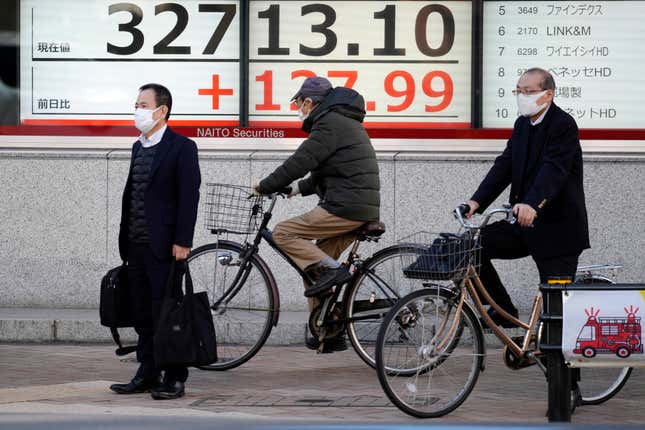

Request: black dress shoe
left=150, top=381, right=185, bottom=400
left=481, top=307, right=520, bottom=329
left=110, top=377, right=160, bottom=394
left=305, top=335, right=348, bottom=353
left=304, top=267, right=351, bottom=297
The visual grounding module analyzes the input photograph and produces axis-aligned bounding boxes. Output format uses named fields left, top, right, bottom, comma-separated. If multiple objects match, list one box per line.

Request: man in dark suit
left=464, top=68, right=589, bottom=326
left=110, top=83, right=201, bottom=399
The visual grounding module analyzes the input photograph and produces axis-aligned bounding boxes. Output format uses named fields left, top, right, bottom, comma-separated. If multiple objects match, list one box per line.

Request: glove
left=251, top=182, right=262, bottom=197
left=287, top=182, right=300, bottom=198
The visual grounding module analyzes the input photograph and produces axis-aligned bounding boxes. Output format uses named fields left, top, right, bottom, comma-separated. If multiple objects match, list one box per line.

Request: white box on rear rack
left=563, top=289, right=645, bottom=368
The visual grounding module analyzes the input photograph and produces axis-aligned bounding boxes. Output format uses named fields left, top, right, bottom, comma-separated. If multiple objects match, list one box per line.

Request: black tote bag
left=154, top=261, right=218, bottom=368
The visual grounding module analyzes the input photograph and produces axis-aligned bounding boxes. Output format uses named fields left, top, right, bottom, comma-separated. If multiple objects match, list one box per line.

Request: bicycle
left=374, top=204, right=630, bottom=418
left=188, top=183, right=429, bottom=370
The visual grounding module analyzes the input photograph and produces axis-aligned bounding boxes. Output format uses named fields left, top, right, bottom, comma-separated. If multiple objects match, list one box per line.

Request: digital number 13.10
left=257, top=4, right=455, bottom=57
left=255, top=70, right=454, bottom=113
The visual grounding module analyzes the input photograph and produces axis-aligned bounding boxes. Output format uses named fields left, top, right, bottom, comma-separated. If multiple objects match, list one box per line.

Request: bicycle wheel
left=577, top=367, right=632, bottom=405
left=188, top=241, right=277, bottom=370
left=376, top=288, right=484, bottom=418
left=344, top=244, right=429, bottom=369
left=572, top=275, right=632, bottom=405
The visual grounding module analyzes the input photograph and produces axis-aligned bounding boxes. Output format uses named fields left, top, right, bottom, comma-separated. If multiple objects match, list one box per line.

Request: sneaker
left=304, top=266, right=322, bottom=283
left=304, top=266, right=351, bottom=298
left=305, top=335, right=348, bottom=353
left=480, top=307, right=520, bottom=329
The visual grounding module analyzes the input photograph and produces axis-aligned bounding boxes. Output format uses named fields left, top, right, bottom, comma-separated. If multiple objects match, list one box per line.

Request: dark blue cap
left=291, top=76, right=333, bottom=101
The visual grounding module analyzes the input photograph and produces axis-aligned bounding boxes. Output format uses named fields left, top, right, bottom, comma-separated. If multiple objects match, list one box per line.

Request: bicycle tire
left=189, top=241, right=278, bottom=371
left=379, top=285, right=467, bottom=378
left=577, top=367, right=632, bottom=406
left=573, top=275, right=632, bottom=405
left=375, top=288, right=485, bottom=418
left=344, top=244, right=428, bottom=369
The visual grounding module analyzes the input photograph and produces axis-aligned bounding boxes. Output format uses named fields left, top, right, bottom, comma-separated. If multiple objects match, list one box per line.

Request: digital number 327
left=107, top=3, right=236, bottom=55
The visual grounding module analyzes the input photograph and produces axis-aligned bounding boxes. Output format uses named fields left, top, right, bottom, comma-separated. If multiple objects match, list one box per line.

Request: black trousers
left=478, top=221, right=580, bottom=312
left=127, top=243, right=188, bottom=383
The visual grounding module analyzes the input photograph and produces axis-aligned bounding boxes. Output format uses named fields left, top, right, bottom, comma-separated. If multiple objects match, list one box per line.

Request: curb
left=0, top=308, right=308, bottom=345
left=0, top=308, right=520, bottom=346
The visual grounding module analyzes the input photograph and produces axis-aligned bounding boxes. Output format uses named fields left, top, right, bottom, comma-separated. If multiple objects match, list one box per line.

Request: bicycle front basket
left=398, top=231, right=481, bottom=281
left=204, top=183, right=264, bottom=235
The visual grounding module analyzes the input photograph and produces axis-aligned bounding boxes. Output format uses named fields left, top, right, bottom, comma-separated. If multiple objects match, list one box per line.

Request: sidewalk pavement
left=0, top=343, right=644, bottom=426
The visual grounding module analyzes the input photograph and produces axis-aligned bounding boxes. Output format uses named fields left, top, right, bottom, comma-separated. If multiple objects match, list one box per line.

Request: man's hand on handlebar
left=513, top=203, right=537, bottom=227
left=464, top=200, right=479, bottom=218
left=453, top=200, right=479, bottom=225
left=251, top=181, right=294, bottom=198
left=251, top=182, right=262, bottom=197
left=454, top=202, right=517, bottom=229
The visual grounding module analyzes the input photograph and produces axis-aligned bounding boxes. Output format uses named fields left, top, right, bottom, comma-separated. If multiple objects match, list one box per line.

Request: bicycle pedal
left=503, top=344, right=537, bottom=370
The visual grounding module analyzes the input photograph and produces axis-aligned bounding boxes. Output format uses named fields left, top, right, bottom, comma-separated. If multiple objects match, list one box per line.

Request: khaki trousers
left=273, top=206, right=364, bottom=310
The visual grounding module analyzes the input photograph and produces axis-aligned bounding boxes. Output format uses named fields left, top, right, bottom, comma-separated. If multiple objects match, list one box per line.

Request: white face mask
left=516, top=90, right=548, bottom=117
left=297, top=107, right=309, bottom=121
left=296, top=98, right=313, bottom=121
left=134, top=106, right=162, bottom=134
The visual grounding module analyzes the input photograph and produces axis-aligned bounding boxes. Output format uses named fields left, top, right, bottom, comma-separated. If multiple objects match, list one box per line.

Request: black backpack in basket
left=403, top=232, right=478, bottom=281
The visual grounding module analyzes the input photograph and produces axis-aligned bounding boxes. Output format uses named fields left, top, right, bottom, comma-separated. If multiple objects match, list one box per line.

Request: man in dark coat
left=110, top=83, right=201, bottom=399
left=254, top=77, right=380, bottom=351
left=464, top=68, right=589, bottom=326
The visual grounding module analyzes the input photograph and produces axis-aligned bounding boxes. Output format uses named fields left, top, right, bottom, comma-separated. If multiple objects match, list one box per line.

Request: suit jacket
left=119, top=127, right=201, bottom=261
left=471, top=103, right=590, bottom=259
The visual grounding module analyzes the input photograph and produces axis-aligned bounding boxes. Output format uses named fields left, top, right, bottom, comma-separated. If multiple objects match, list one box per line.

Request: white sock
left=319, top=256, right=340, bottom=269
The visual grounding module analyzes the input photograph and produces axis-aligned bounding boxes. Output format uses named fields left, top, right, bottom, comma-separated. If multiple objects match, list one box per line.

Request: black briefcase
left=100, top=264, right=137, bottom=355
left=154, top=261, right=218, bottom=368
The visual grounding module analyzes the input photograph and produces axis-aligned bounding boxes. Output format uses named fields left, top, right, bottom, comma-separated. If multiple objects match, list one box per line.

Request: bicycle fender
left=208, top=239, right=281, bottom=327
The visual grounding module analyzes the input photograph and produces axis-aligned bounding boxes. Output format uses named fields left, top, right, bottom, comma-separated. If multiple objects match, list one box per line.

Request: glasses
left=512, top=88, right=545, bottom=96
left=290, top=98, right=312, bottom=108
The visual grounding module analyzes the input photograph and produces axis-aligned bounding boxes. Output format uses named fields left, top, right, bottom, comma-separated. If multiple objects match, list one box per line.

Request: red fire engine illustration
left=573, top=306, right=642, bottom=358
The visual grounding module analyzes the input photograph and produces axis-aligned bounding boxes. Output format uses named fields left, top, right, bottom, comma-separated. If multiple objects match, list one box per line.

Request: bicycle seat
left=356, top=221, right=386, bottom=240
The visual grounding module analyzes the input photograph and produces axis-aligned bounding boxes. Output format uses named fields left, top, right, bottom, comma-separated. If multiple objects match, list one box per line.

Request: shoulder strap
left=110, top=327, right=137, bottom=356
left=184, top=262, right=194, bottom=296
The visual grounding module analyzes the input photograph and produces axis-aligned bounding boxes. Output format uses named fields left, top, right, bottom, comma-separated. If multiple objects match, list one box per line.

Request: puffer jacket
left=257, top=87, right=380, bottom=221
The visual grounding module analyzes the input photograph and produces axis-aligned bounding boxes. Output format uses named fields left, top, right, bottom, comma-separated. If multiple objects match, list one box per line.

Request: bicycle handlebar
left=248, top=186, right=292, bottom=201
left=453, top=203, right=516, bottom=230
left=266, top=186, right=292, bottom=199
left=278, top=186, right=293, bottom=197
left=257, top=186, right=294, bottom=214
